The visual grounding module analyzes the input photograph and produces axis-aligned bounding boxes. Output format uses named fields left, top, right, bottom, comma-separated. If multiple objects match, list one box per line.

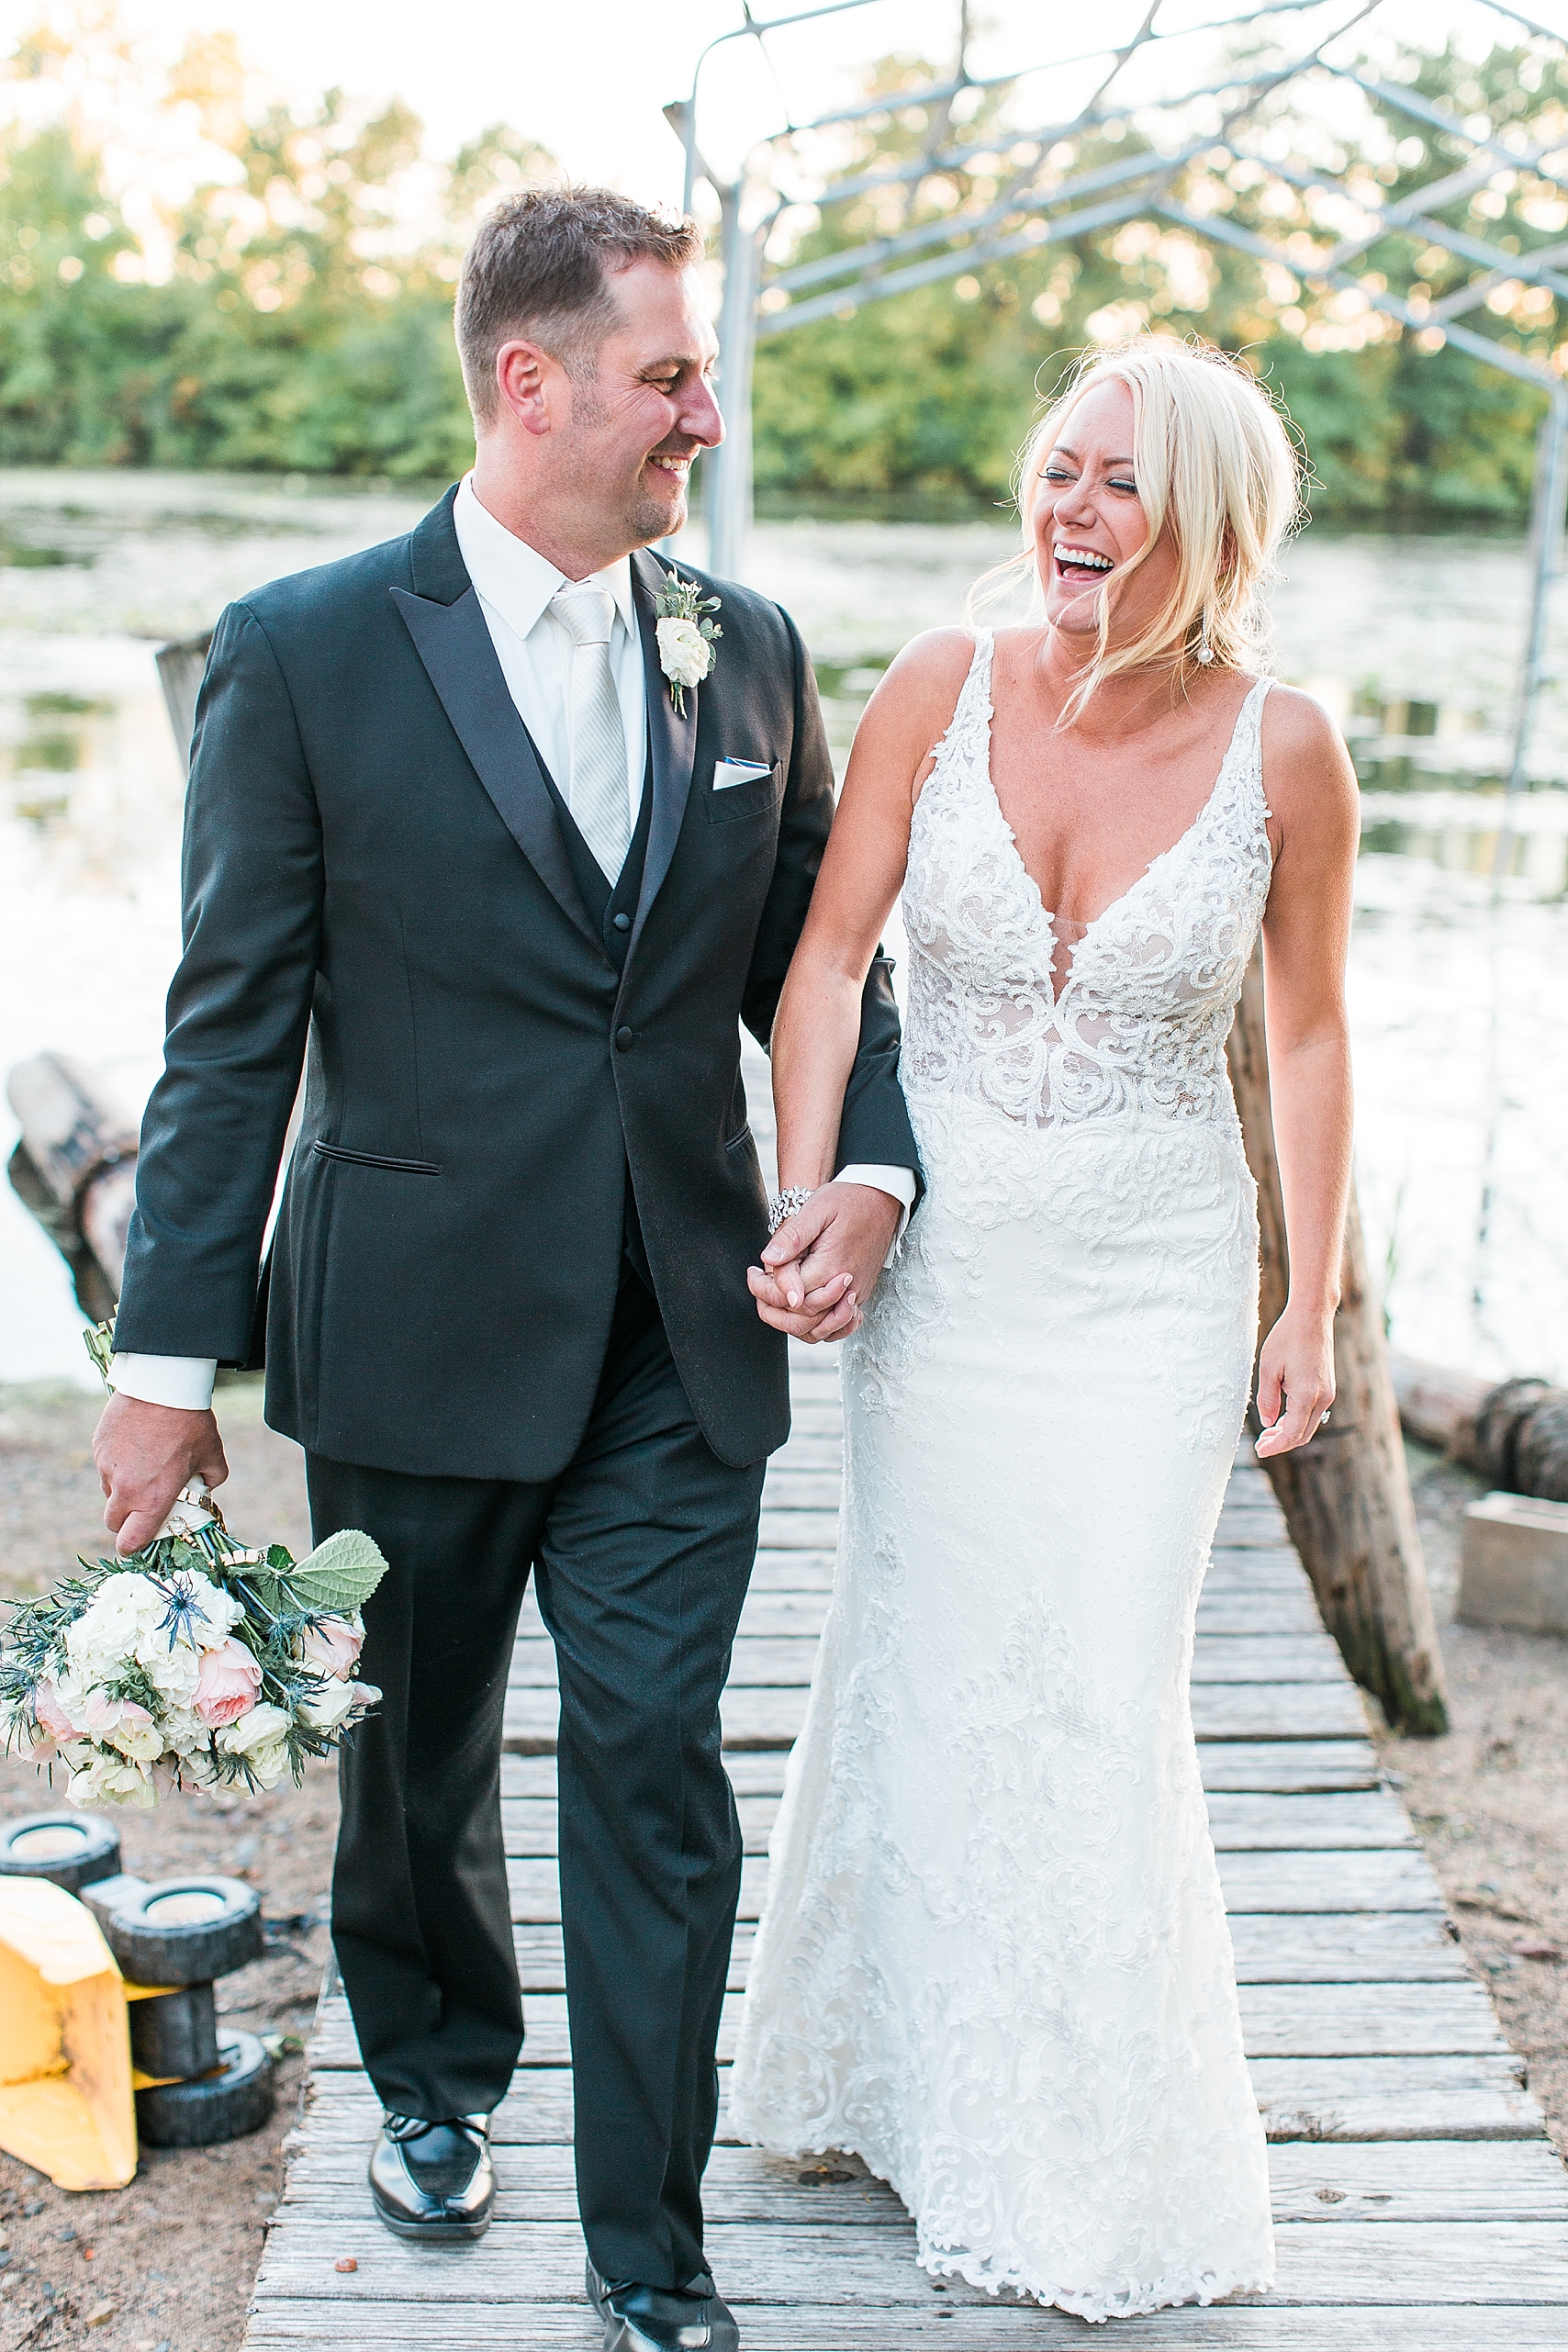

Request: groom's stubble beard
left=562, top=371, right=693, bottom=555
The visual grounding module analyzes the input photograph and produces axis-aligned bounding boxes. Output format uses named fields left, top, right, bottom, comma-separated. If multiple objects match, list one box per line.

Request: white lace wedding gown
left=729, top=633, right=1278, bottom=2321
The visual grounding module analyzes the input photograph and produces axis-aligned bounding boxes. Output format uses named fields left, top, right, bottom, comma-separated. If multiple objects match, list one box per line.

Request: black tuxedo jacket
left=114, top=488, right=920, bottom=1479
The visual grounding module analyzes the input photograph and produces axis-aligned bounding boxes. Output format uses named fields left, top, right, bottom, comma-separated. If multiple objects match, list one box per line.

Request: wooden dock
left=246, top=1067, right=1568, bottom=2349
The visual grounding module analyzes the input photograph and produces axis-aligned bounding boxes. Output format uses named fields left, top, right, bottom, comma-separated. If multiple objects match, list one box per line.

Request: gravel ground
left=1378, top=1440, right=1568, bottom=2162
left=1, top=1386, right=1565, bottom=2348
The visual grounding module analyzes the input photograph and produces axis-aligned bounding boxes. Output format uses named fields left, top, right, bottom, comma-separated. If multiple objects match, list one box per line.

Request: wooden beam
left=1226, top=948, right=1450, bottom=1734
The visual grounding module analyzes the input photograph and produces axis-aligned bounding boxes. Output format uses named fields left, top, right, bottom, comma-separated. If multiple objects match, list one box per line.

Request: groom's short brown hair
left=456, top=187, right=702, bottom=423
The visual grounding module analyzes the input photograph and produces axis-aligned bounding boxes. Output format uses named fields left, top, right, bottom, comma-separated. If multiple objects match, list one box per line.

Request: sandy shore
left=2, top=1387, right=1565, bottom=2349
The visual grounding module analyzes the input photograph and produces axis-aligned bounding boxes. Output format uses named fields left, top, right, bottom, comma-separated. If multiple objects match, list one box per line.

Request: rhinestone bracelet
left=767, top=1186, right=815, bottom=1236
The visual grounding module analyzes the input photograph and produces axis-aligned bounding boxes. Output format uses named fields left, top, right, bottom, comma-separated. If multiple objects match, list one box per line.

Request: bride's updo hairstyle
left=989, top=336, right=1302, bottom=718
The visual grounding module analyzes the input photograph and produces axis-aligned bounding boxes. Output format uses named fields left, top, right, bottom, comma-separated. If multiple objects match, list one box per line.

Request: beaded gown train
left=728, top=633, right=1278, bottom=2320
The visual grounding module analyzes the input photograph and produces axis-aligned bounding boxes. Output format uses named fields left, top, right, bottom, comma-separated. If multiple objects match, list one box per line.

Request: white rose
left=298, top=1677, right=355, bottom=1735
left=69, top=1751, right=156, bottom=1809
left=114, top=1719, right=167, bottom=1763
left=218, top=1700, right=290, bottom=1756
left=218, top=1700, right=293, bottom=1789
left=250, top=1741, right=291, bottom=1790
left=655, top=616, right=711, bottom=690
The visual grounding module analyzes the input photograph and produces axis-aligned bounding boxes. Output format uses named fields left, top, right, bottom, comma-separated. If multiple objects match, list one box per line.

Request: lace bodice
left=900, top=632, right=1272, bottom=1136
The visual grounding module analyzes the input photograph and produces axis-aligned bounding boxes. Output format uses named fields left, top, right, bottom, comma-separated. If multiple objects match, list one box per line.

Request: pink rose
left=30, top=1679, right=75, bottom=1755
left=193, top=1638, right=263, bottom=1728
left=297, top=1617, right=364, bottom=1680
left=83, top=1690, right=153, bottom=1739
left=347, top=1680, right=382, bottom=1713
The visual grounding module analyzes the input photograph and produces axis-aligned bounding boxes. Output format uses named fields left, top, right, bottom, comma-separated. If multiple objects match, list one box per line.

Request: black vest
left=531, top=728, right=656, bottom=1284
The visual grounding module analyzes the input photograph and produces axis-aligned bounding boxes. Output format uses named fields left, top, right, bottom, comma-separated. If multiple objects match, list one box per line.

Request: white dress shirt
left=109, top=477, right=912, bottom=1413
left=454, top=473, right=648, bottom=836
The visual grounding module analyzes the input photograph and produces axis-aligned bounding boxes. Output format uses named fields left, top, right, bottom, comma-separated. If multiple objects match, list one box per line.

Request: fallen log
left=1392, top=1354, right=1568, bottom=1504
left=1226, top=947, right=1450, bottom=1735
left=6, top=1054, right=138, bottom=1321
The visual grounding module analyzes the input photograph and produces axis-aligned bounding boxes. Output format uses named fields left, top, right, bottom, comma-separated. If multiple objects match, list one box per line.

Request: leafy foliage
left=0, top=23, right=554, bottom=476
left=0, top=22, right=1562, bottom=515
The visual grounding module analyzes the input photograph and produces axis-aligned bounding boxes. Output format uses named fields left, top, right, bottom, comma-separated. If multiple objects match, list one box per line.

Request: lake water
left=3, top=470, right=1565, bottom=1389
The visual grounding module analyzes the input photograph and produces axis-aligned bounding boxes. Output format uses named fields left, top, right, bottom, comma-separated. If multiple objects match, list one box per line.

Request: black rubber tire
left=0, top=1812, right=120, bottom=1895
left=135, top=2032, right=274, bottom=2146
left=102, top=1876, right=263, bottom=1986
left=129, top=1982, right=219, bottom=2081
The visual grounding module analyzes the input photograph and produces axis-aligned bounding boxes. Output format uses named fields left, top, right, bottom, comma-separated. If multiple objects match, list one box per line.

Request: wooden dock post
left=156, top=630, right=213, bottom=778
left=1226, top=947, right=1450, bottom=1736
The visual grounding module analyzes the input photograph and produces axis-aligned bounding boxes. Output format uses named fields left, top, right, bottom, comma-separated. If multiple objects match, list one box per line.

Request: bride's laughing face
left=1030, top=379, right=1177, bottom=646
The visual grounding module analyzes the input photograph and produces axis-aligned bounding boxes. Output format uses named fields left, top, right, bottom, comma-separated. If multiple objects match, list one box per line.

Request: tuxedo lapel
left=390, top=566, right=599, bottom=952
left=628, top=548, right=699, bottom=954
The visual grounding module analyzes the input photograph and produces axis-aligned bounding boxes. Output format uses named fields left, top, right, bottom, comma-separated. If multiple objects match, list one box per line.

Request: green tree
left=750, top=38, right=1568, bottom=521
left=0, top=18, right=554, bottom=475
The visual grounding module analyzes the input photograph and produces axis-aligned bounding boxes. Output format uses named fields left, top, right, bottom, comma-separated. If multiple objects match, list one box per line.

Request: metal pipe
left=707, top=186, right=761, bottom=581
left=676, top=0, right=880, bottom=212
left=757, top=189, right=1151, bottom=335
left=1495, top=386, right=1568, bottom=874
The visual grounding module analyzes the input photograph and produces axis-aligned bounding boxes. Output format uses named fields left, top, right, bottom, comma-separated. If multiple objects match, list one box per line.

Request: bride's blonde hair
left=977, top=336, right=1303, bottom=721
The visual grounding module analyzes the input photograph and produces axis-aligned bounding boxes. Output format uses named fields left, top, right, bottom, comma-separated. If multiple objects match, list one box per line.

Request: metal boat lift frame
left=667, top=0, right=1568, bottom=817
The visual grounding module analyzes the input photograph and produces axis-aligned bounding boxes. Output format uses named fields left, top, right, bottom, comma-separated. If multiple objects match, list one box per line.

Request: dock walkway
left=246, top=1066, right=1568, bottom=2348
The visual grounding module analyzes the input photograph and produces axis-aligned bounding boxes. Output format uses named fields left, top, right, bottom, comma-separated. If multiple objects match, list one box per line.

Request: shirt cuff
left=108, top=1354, right=218, bottom=1412
left=834, top=1164, right=916, bottom=1264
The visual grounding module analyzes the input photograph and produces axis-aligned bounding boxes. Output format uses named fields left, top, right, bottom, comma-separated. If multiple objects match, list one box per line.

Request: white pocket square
left=712, top=758, right=773, bottom=790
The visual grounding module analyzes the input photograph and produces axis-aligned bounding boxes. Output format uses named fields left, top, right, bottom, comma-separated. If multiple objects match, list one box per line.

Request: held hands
left=748, top=1181, right=902, bottom=1345
left=93, top=1391, right=230, bottom=1556
left=1254, top=1304, right=1336, bottom=1459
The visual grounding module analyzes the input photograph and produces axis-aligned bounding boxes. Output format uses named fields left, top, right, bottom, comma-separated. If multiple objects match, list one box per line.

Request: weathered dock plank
left=243, top=2303, right=1568, bottom=2349
left=308, top=1977, right=1508, bottom=2074
left=277, top=2135, right=1568, bottom=2225
left=251, top=2215, right=1568, bottom=2305
left=248, top=1307, right=1568, bottom=2349
left=503, top=1677, right=1376, bottom=1752
left=496, top=1787, right=1414, bottom=1857
left=409, top=1908, right=1467, bottom=1999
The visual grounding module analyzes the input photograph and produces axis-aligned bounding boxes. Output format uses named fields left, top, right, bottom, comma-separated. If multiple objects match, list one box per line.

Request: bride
left=732, top=338, right=1358, bottom=2319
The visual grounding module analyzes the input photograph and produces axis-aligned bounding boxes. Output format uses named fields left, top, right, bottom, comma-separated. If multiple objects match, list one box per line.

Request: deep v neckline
left=974, top=644, right=1267, bottom=1001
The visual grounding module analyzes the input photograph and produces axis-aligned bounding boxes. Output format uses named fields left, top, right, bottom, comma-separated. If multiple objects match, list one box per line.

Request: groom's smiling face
left=537, top=259, right=722, bottom=555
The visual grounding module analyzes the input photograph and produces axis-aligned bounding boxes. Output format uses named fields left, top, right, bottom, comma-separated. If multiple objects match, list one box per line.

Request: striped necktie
left=551, top=582, right=631, bottom=879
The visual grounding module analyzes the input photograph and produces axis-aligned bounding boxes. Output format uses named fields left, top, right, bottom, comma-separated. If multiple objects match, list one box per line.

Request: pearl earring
left=1195, top=611, right=1215, bottom=666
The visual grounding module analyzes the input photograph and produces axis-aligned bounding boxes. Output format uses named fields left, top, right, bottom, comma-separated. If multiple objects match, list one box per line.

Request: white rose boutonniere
left=652, top=570, right=722, bottom=715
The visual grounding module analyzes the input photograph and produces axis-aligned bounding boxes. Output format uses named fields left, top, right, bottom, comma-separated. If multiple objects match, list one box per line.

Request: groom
left=93, top=189, right=918, bottom=2351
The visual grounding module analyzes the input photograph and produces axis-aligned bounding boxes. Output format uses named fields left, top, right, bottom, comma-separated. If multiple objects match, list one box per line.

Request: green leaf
left=83, top=1318, right=117, bottom=1389
left=281, top=1528, right=388, bottom=1616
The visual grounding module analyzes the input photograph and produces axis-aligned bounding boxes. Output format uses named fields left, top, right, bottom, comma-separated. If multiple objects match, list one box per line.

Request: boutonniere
left=652, top=570, right=722, bottom=716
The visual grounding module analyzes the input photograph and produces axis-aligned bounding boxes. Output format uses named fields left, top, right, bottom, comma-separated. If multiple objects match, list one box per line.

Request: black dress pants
left=306, top=1271, right=766, bottom=2290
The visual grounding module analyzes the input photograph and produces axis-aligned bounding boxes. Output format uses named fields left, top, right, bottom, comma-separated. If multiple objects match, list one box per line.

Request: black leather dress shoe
left=587, top=2257, right=739, bottom=2351
left=369, top=2111, right=494, bottom=2241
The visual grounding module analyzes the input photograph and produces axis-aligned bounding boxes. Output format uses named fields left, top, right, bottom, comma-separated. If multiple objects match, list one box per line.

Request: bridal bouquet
left=0, top=1323, right=388, bottom=1810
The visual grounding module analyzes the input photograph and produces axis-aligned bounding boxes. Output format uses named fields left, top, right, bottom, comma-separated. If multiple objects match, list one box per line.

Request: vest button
left=615, top=1026, right=634, bottom=1051
left=612, top=912, right=632, bottom=933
